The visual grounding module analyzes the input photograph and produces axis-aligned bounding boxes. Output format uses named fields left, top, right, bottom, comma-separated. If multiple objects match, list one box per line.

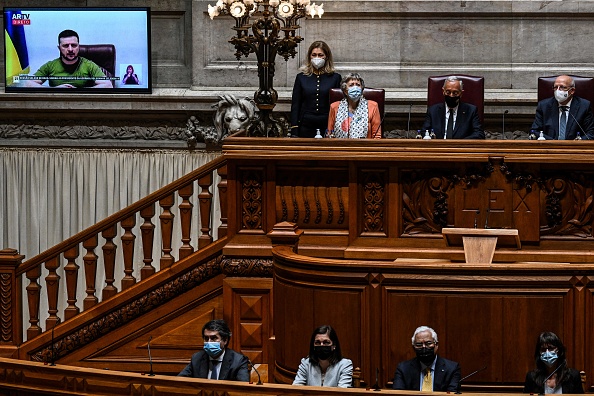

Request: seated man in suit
left=422, top=76, right=484, bottom=139
left=532, top=75, right=594, bottom=140
left=178, top=319, right=249, bottom=381
left=393, top=326, right=461, bottom=392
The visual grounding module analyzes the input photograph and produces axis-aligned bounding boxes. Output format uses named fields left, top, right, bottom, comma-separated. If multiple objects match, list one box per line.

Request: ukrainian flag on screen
left=4, top=10, right=30, bottom=86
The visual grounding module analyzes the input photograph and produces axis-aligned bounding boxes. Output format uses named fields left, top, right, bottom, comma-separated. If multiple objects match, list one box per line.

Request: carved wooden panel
left=223, top=277, right=273, bottom=365
left=275, top=167, right=349, bottom=230
left=238, top=167, right=266, bottom=233
left=360, top=168, right=387, bottom=237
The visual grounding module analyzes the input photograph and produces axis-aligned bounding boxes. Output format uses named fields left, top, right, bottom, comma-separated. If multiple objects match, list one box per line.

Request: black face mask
left=415, top=347, right=436, bottom=365
left=444, top=95, right=460, bottom=108
left=313, top=345, right=333, bottom=360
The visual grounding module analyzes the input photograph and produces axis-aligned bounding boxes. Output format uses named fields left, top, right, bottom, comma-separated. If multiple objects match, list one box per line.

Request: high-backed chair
left=79, top=44, right=116, bottom=87
left=537, top=75, right=594, bottom=109
left=427, top=74, right=485, bottom=126
left=329, top=87, right=386, bottom=133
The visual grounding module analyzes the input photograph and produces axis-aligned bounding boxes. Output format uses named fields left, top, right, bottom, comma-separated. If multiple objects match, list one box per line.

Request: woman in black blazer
left=523, top=332, right=583, bottom=394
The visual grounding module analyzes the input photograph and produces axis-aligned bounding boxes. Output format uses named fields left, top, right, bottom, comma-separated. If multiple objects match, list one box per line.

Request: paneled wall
left=273, top=245, right=594, bottom=391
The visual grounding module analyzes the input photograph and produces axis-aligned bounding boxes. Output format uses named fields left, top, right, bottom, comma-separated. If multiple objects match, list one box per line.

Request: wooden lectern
left=442, top=228, right=521, bottom=264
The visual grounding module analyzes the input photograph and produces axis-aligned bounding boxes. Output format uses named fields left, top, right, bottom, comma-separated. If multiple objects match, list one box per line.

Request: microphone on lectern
left=456, top=365, right=487, bottom=394
left=474, top=210, right=480, bottom=229
left=372, top=113, right=385, bottom=139
left=502, top=110, right=509, bottom=139
left=484, top=209, right=490, bottom=229
left=568, top=111, right=587, bottom=139
left=538, top=360, right=566, bottom=396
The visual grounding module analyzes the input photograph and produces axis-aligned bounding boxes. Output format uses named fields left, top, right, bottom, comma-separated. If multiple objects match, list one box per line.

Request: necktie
left=210, top=360, right=220, bottom=380
left=422, top=367, right=432, bottom=391
left=559, top=106, right=568, bottom=140
left=446, top=109, right=454, bottom=139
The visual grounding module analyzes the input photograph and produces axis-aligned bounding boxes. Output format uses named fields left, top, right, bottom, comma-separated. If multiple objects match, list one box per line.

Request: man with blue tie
left=532, top=75, right=594, bottom=140
left=393, top=326, right=461, bottom=392
left=421, top=76, right=485, bottom=139
left=178, top=319, right=249, bottom=381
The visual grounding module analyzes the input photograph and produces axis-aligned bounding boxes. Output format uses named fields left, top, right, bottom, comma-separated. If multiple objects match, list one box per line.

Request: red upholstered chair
left=537, top=75, right=594, bottom=109
left=78, top=44, right=116, bottom=87
left=427, top=74, right=485, bottom=126
left=329, top=87, right=386, bottom=133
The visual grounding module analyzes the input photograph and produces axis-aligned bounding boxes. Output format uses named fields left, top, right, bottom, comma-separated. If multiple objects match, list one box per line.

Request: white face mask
left=554, top=88, right=570, bottom=103
left=311, top=58, right=325, bottom=69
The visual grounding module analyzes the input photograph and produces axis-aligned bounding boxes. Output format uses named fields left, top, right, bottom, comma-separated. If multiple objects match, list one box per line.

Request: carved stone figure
left=213, top=94, right=257, bottom=141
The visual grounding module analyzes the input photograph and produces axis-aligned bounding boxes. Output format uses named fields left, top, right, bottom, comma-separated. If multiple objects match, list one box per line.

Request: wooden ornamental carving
left=275, top=167, right=349, bottom=229
left=402, top=171, right=452, bottom=234
left=539, top=172, right=594, bottom=239
left=241, top=168, right=264, bottom=231
left=0, top=274, right=13, bottom=343
left=361, top=170, right=386, bottom=235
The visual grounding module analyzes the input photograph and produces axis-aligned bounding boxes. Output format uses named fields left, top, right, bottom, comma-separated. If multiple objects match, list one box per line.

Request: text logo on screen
left=12, top=13, right=31, bottom=25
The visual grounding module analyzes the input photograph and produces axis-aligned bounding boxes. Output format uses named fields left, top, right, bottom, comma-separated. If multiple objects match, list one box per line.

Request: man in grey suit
left=178, top=319, right=249, bottom=381
left=393, top=326, right=461, bottom=392
left=532, top=74, right=594, bottom=140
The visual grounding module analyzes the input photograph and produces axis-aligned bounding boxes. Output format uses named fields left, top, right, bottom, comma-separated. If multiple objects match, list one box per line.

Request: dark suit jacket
left=531, top=96, right=594, bottom=140
left=523, top=368, right=584, bottom=394
left=393, top=356, right=461, bottom=392
left=421, top=102, right=484, bottom=139
left=178, top=348, right=249, bottom=381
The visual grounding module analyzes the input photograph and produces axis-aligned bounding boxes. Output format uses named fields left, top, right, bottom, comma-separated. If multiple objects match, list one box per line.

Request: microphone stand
left=538, top=360, right=566, bottom=396
left=248, top=359, right=263, bottom=385
left=407, top=103, right=413, bottom=139
left=502, top=110, right=508, bottom=139
left=456, top=365, right=487, bottom=394
left=371, top=367, right=381, bottom=391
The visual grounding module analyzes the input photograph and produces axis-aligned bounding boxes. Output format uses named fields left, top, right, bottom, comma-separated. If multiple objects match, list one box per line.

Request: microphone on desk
left=248, top=359, right=263, bottom=385
left=538, top=360, right=566, bottom=396
left=147, top=336, right=155, bottom=376
left=474, top=210, right=480, bottom=229
left=568, top=111, right=587, bottom=139
left=456, top=365, right=487, bottom=394
left=407, top=103, right=413, bottom=138
left=484, top=209, right=490, bottom=229
left=502, top=110, right=509, bottom=139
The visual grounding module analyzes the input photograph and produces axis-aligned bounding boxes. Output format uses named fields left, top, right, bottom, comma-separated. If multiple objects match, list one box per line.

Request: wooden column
left=0, top=249, right=24, bottom=357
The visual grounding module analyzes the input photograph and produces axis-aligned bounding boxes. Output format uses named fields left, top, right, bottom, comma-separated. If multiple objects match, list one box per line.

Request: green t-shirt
left=34, top=57, right=107, bottom=88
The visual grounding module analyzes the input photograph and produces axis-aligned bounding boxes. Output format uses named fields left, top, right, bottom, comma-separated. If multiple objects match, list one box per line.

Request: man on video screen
left=24, top=29, right=112, bottom=88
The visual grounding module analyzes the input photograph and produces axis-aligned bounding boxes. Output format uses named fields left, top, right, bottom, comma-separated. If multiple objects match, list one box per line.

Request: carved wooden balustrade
left=0, top=156, right=228, bottom=359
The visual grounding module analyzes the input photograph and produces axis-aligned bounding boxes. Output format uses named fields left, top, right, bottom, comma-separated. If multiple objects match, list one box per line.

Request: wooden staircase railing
left=0, top=156, right=228, bottom=357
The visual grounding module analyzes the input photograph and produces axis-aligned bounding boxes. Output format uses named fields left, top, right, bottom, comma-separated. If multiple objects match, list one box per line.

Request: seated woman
left=292, top=325, right=353, bottom=388
left=523, top=331, right=584, bottom=394
left=327, top=73, right=382, bottom=139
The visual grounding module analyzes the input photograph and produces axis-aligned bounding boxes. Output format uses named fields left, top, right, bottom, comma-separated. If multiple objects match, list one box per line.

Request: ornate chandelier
left=207, top=0, right=324, bottom=137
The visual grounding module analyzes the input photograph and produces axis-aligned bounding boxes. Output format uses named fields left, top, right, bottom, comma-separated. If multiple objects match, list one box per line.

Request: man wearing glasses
left=393, top=326, right=461, bottom=391
left=421, top=76, right=485, bottom=139
left=532, top=75, right=594, bottom=140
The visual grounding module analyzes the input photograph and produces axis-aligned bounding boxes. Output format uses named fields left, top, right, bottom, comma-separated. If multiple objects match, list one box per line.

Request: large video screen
left=4, top=7, right=151, bottom=93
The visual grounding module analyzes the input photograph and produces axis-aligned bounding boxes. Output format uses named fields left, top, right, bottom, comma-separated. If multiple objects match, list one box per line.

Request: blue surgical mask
left=540, top=350, right=558, bottom=367
left=204, top=341, right=223, bottom=358
left=347, top=86, right=362, bottom=101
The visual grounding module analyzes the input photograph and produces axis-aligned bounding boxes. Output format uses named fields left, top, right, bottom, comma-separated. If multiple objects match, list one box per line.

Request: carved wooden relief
left=275, top=167, right=348, bottom=229
left=539, top=172, right=594, bottom=239
left=361, top=169, right=386, bottom=236
left=0, top=274, right=12, bottom=343
left=240, top=168, right=264, bottom=231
